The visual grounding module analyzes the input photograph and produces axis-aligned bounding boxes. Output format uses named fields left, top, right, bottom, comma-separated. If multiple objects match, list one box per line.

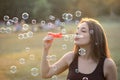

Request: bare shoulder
left=63, top=51, right=75, bottom=66
left=104, top=58, right=116, bottom=68
left=104, top=58, right=117, bottom=77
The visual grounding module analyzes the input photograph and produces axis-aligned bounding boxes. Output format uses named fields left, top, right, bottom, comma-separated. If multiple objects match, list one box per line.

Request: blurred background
left=0, top=0, right=120, bottom=80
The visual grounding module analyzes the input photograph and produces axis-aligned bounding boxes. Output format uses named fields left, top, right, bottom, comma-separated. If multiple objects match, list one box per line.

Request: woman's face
left=74, top=22, right=91, bottom=46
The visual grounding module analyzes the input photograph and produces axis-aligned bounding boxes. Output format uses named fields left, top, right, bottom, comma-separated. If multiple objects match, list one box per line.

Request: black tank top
left=67, top=56, right=106, bottom=80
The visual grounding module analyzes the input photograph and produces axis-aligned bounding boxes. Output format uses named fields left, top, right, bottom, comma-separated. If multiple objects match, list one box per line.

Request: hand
left=43, top=35, right=54, bottom=51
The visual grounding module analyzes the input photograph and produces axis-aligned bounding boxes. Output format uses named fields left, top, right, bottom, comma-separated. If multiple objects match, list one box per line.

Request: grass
left=0, top=18, right=120, bottom=80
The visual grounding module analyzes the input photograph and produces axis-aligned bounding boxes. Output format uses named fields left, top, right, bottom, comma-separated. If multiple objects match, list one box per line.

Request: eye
left=81, top=28, right=87, bottom=32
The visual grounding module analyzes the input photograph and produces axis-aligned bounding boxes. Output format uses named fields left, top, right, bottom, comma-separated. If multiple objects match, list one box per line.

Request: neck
left=79, top=44, right=92, bottom=59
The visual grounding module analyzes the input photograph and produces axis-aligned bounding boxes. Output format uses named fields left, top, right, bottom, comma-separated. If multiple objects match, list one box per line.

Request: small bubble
left=82, top=77, right=88, bottom=80
left=29, top=54, right=35, bottom=60
left=25, top=47, right=30, bottom=52
left=3, top=15, right=9, bottom=21
left=27, top=31, right=33, bottom=38
left=22, top=24, right=29, bottom=31
left=18, top=33, right=24, bottom=39
left=6, top=27, right=12, bottom=33
left=41, top=20, right=46, bottom=26
left=31, top=67, right=39, bottom=76
left=13, top=17, right=19, bottom=23
left=62, top=13, right=67, bottom=20
left=22, top=12, right=29, bottom=20
left=63, top=35, right=69, bottom=41
left=49, top=15, right=55, bottom=20
left=75, top=10, right=81, bottom=17
left=23, top=33, right=28, bottom=39
left=61, top=28, right=66, bottom=34
left=10, top=65, right=17, bottom=74
left=78, top=48, right=86, bottom=56
left=66, top=13, right=73, bottom=21
left=32, top=19, right=36, bottom=24
left=51, top=75, right=57, bottom=80
left=6, top=19, right=14, bottom=26
left=19, top=58, right=25, bottom=64
left=62, top=44, right=67, bottom=50
left=75, top=20, right=79, bottom=25
left=75, top=68, right=79, bottom=73
left=0, top=27, right=6, bottom=33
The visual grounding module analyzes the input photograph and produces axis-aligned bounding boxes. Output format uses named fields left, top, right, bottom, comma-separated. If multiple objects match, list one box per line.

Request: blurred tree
left=33, top=0, right=51, bottom=21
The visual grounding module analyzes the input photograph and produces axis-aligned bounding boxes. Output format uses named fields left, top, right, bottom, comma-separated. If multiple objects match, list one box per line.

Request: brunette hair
left=74, top=18, right=110, bottom=61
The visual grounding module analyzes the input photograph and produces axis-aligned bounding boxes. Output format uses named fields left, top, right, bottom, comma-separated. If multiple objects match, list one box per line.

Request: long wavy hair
left=73, top=18, right=110, bottom=61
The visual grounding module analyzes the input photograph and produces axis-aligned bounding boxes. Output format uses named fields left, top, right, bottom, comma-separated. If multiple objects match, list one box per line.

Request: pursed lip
left=74, top=37, right=79, bottom=41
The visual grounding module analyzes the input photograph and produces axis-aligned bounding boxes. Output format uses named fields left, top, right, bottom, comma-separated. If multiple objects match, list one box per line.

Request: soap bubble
left=6, top=19, right=14, bottom=26
left=62, top=13, right=73, bottom=21
left=75, top=10, right=81, bottom=17
left=82, top=77, right=88, bottom=80
left=41, top=20, right=46, bottom=26
left=13, top=17, right=19, bottom=23
left=66, top=13, right=73, bottom=21
left=18, top=33, right=24, bottom=40
left=62, top=13, right=67, bottom=20
left=25, top=47, right=30, bottom=52
left=0, top=27, right=6, bottom=33
left=75, top=68, right=79, bottom=73
left=75, top=20, right=80, bottom=25
left=29, top=54, right=35, bottom=60
left=61, top=28, right=66, bottom=34
left=3, top=15, right=9, bottom=21
left=78, top=48, right=86, bottom=56
left=49, top=15, right=55, bottom=20
left=32, top=19, right=36, bottom=24
left=27, top=31, right=33, bottom=38
left=31, top=67, right=39, bottom=76
left=10, top=65, right=17, bottom=73
left=22, top=12, right=29, bottom=20
left=6, top=27, right=12, bottom=33
left=51, top=75, right=57, bottom=80
left=22, top=24, right=29, bottom=31
left=19, top=58, right=25, bottom=64
left=62, top=44, right=67, bottom=50
left=63, top=35, right=69, bottom=41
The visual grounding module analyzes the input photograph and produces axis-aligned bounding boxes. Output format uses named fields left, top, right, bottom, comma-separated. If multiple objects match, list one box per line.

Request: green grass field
left=0, top=18, right=120, bottom=80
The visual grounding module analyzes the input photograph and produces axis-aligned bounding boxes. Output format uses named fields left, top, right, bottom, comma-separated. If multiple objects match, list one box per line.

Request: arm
left=41, top=35, right=73, bottom=78
left=104, top=58, right=117, bottom=80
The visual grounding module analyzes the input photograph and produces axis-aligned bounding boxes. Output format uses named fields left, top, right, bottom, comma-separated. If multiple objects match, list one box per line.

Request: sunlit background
left=0, top=0, right=120, bottom=80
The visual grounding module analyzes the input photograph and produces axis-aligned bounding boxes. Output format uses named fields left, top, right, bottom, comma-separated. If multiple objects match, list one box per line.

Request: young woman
left=41, top=18, right=117, bottom=80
